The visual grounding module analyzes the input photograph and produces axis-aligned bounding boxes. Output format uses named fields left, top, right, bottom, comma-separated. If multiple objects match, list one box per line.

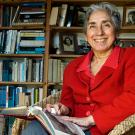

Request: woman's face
left=86, top=9, right=116, bottom=53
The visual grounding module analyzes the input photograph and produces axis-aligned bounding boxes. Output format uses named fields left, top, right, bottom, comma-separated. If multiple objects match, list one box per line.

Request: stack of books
left=16, top=30, right=45, bottom=54
left=12, top=2, right=46, bottom=25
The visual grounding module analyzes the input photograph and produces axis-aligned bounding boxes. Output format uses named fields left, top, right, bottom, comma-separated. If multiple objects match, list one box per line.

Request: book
left=2, top=60, right=12, bottom=81
left=0, top=116, right=5, bottom=135
left=49, top=7, right=59, bottom=26
left=58, top=4, right=68, bottom=27
left=20, top=31, right=45, bottom=37
left=0, top=105, right=85, bottom=135
left=19, top=40, right=45, bottom=47
left=65, top=5, right=77, bottom=27
left=2, top=6, right=11, bottom=27
left=118, top=33, right=135, bottom=40
left=0, top=86, right=6, bottom=108
left=0, top=5, right=3, bottom=26
left=0, top=60, right=3, bottom=81
left=12, top=6, right=20, bottom=25
left=48, top=59, right=53, bottom=82
left=52, top=59, right=58, bottom=83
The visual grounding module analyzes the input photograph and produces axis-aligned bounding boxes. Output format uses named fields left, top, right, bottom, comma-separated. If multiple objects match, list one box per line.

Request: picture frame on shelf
left=76, top=7, right=87, bottom=26
left=124, top=6, right=135, bottom=26
left=60, top=33, right=77, bottom=54
left=76, top=33, right=90, bottom=54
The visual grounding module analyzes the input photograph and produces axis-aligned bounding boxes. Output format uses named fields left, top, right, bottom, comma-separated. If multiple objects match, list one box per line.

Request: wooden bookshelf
left=0, top=0, right=48, bottom=115
left=0, top=0, right=134, bottom=134
left=0, top=0, right=134, bottom=101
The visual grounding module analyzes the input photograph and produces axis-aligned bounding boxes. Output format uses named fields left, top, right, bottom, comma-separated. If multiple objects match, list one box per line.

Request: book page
left=44, top=110, right=85, bottom=135
left=45, top=111, right=73, bottom=134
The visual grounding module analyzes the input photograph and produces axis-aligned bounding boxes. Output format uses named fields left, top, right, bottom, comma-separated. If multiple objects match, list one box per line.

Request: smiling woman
left=87, top=11, right=115, bottom=52
left=86, top=9, right=116, bottom=75
left=22, top=2, right=135, bottom=135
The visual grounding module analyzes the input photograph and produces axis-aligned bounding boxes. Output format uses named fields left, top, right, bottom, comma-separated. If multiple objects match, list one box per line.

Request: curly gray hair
left=84, top=2, right=121, bottom=34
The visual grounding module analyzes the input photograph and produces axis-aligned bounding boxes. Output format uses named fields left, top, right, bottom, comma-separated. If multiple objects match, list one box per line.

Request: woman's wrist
left=87, top=115, right=95, bottom=126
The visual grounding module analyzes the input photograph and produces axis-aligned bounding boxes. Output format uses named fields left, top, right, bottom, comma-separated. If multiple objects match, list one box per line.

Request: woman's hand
left=61, top=115, right=95, bottom=128
left=45, top=103, right=70, bottom=115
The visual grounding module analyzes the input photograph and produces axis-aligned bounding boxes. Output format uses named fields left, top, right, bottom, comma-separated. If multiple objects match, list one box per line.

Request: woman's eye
left=104, top=23, right=111, bottom=27
left=88, top=25, right=95, bottom=29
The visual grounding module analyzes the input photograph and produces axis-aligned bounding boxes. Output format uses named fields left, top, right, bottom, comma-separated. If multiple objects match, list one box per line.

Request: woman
left=22, top=2, right=135, bottom=135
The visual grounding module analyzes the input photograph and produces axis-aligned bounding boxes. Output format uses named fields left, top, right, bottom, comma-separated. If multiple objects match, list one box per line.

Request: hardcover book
left=0, top=105, right=85, bottom=135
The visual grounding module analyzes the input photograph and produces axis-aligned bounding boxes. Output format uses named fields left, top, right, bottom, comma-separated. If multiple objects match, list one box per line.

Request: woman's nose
left=96, top=26, right=104, bottom=35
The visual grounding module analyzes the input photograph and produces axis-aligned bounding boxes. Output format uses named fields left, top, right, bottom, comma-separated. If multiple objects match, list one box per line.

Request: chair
left=11, top=91, right=135, bottom=135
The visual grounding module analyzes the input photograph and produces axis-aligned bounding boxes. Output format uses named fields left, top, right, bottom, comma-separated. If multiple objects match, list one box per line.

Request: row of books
left=0, top=30, right=45, bottom=54
left=16, top=87, right=44, bottom=106
left=0, top=117, right=15, bottom=135
left=49, top=4, right=88, bottom=27
left=117, top=33, right=135, bottom=47
left=0, top=58, right=43, bottom=82
left=48, top=58, right=69, bottom=83
left=117, top=40, right=135, bottom=48
left=0, top=2, right=46, bottom=27
left=0, top=86, right=28, bottom=108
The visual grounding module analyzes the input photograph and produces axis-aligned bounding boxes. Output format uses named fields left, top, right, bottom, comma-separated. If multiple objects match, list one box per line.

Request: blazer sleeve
left=60, top=64, right=74, bottom=116
left=93, top=51, right=135, bottom=134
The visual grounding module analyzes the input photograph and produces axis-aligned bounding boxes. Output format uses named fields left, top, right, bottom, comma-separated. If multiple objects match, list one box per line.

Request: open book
left=0, top=105, right=85, bottom=135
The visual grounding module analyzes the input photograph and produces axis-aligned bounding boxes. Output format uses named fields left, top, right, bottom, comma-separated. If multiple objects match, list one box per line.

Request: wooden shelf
left=48, top=82, right=62, bottom=86
left=49, top=54, right=82, bottom=58
left=0, top=54, right=43, bottom=58
left=121, top=26, right=135, bottom=33
left=0, top=0, right=46, bottom=5
left=0, top=81, right=44, bottom=87
left=0, top=25, right=45, bottom=30
left=51, top=26, right=83, bottom=32
left=52, top=0, right=135, bottom=6
left=51, top=26, right=135, bottom=33
left=1, top=25, right=134, bottom=32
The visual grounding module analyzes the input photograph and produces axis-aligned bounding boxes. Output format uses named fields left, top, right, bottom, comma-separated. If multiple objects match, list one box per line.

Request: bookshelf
left=0, top=0, right=48, bottom=108
left=0, top=0, right=48, bottom=134
left=0, top=0, right=134, bottom=107
left=0, top=0, right=134, bottom=134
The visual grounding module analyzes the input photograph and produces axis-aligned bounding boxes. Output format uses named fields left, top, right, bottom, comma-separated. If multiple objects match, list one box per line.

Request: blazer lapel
left=92, top=66, right=114, bottom=90
left=78, top=71, right=90, bottom=87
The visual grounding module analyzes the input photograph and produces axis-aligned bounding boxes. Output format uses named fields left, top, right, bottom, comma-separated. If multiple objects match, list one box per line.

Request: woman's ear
left=116, top=31, right=120, bottom=37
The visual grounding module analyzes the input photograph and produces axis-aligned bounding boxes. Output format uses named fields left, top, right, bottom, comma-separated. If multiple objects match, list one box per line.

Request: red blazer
left=60, top=47, right=135, bottom=135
